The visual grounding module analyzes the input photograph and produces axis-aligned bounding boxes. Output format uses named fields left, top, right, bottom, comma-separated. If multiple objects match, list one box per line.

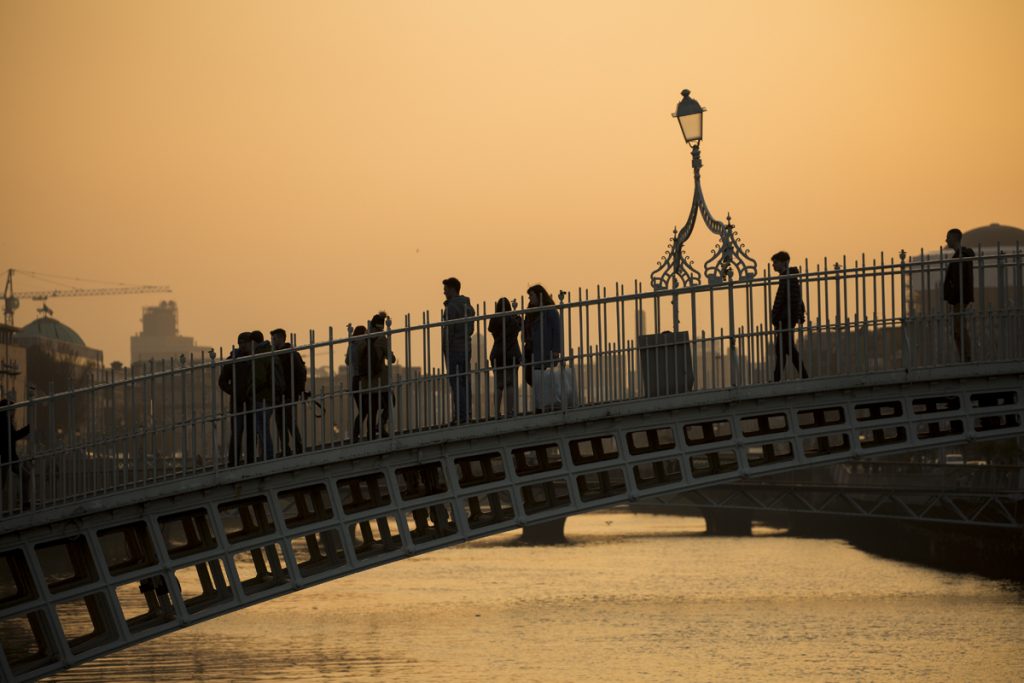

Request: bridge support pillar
left=521, top=517, right=567, bottom=545
left=702, top=508, right=752, bottom=536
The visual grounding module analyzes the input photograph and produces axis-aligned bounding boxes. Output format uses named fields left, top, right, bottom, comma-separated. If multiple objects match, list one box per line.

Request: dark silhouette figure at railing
left=488, top=297, right=522, bottom=418
left=943, top=228, right=975, bottom=361
left=524, top=284, right=564, bottom=410
left=250, top=330, right=283, bottom=460
left=442, top=277, right=475, bottom=424
left=770, top=251, right=809, bottom=381
left=346, top=325, right=370, bottom=442
left=367, top=312, right=396, bottom=438
left=219, top=331, right=255, bottom=465
left=270, top=327, right=306, bottom=455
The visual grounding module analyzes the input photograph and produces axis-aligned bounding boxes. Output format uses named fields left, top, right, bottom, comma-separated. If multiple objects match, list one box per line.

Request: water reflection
left=47, top=513, right=1024, bottom=682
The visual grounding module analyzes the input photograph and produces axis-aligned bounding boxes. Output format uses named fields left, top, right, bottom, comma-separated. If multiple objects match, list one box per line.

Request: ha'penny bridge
left=1, top=249, right=1023, bottom=680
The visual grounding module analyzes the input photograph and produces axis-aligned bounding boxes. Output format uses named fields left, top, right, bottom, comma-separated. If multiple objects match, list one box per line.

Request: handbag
left=534, top=367, right=562, bottom=411
left=534, top=365, right=577, bottom=411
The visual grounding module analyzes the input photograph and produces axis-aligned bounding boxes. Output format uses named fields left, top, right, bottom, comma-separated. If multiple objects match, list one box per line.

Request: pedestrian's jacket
left=218, top=349, right=253, bottom=409
left=252, top=340, right=286, bottom=402
left=345, top=336, right=368, bottom=384
left=771, top=266, right=805, bottom=328
left=274, top=344, right=307, bottom=399
left=366, top=332, right=395, bottom=389
left=488, top=313, right=523, bottom=368
left=524, top=307, right=562, bottom=367
left=442, top=295, right=475, bottom=359
left=346, top=334, right=393, bottom=389
left=943, top=246, right=975, bottom=305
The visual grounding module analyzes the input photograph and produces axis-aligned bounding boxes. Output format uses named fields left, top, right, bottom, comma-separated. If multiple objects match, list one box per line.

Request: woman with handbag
left=524, top=284, right=563, bottom=412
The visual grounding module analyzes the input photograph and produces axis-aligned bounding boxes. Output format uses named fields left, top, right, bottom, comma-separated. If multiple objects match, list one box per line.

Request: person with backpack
left=770, top=251, right=810, bottom=382
left=270, top=328, right=307, bottom=455
left=441, top=277, right=475, bottom=425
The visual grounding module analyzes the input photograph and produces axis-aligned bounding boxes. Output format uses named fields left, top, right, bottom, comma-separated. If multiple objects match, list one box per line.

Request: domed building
left=962, top=223, right=1024, bottom=251
left=14, top=313, right=103, bottom=391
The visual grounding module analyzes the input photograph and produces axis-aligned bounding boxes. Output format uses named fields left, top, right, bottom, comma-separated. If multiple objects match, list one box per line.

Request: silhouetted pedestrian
left=488, top=297, right=522, bottom=417
left=270, top=328, right=306, bottom=455
left=250, top=330, right=284, bottom=459
left=524, top=284, right=563, bottom=411
left=366, top=312, right=396, bottom=438
left=770, top=251, right=809, bottom=381
left=442, top=277, right=475, bottom=424
left=1, top=396, right=31, bottom=511
left=219, top=331, right=254, bottom=465
left=943, top=228, right=975, bottom=362
left=346, top=325, right=370, bottom=442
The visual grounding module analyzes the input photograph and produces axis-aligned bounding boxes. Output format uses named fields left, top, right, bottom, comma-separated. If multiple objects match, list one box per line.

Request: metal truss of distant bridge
left=0, top=248, right=1022, bottom=680
left=643, top=461, right=1024, bottom=529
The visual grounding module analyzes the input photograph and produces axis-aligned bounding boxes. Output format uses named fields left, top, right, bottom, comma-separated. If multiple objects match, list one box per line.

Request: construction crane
left=3, top=269, right=172, bottom=327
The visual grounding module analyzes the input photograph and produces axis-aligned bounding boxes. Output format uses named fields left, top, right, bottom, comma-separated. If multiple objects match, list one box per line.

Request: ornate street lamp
left=651, top=89, right=757, bottom=290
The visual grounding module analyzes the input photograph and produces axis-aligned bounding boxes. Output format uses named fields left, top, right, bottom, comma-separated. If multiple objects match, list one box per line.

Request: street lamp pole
left=651, top=89, right=758, bottom=296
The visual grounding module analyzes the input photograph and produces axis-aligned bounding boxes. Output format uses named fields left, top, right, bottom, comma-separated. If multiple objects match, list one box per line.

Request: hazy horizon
left=3, top=1, right=1022, bottom=363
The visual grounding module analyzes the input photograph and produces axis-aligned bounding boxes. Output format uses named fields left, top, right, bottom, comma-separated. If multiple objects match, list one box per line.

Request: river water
left=48, top=511, right=1024, bottom=682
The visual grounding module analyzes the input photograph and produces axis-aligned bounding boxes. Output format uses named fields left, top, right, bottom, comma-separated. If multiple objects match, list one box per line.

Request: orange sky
left=2, top=0, right=1022, bottom=364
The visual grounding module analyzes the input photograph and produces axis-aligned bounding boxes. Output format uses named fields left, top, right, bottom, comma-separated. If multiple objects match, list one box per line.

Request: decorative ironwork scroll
left=651, top=145, right=757, bottom=289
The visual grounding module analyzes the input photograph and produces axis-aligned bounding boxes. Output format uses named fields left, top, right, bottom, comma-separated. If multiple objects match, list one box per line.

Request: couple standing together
left=441, top=277, right=562, bottom=424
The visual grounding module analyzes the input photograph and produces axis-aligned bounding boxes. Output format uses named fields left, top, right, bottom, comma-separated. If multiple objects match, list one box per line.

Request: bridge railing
left=2, top=246, right=1022, bottom=517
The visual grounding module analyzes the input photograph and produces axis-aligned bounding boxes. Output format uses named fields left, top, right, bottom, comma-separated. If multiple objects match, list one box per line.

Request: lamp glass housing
left=676, top=113, right=702, bottom=144
left=674, top=89, right=704, bottom=145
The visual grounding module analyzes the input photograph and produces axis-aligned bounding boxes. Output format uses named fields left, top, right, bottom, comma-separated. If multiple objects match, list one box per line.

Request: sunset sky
left=2, top=1, right=1022, bottom=363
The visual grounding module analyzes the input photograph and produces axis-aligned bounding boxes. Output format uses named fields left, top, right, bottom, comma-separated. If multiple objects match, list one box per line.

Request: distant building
left=14, top=315, right=104, bottom=393
left=0, top=322, right=27, bottom=401
left=130, top=301, right=211, bottom=366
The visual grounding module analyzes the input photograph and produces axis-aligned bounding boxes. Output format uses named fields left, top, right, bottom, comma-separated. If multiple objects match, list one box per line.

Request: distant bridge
left=1, top=248, right=1022, bottom=680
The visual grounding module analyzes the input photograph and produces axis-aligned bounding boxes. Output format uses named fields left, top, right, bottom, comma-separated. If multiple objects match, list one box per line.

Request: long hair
left=527, top=284, right=554, bottom=307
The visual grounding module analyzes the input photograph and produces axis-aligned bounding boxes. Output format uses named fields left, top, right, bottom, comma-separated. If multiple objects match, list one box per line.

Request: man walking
left=942, top=228, right=975, bottom=362
left=270, top=328, right=306, bottom=455
left=441, top=277, right=475, bottom=424
left=770, top=251, right=809, bottom=382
